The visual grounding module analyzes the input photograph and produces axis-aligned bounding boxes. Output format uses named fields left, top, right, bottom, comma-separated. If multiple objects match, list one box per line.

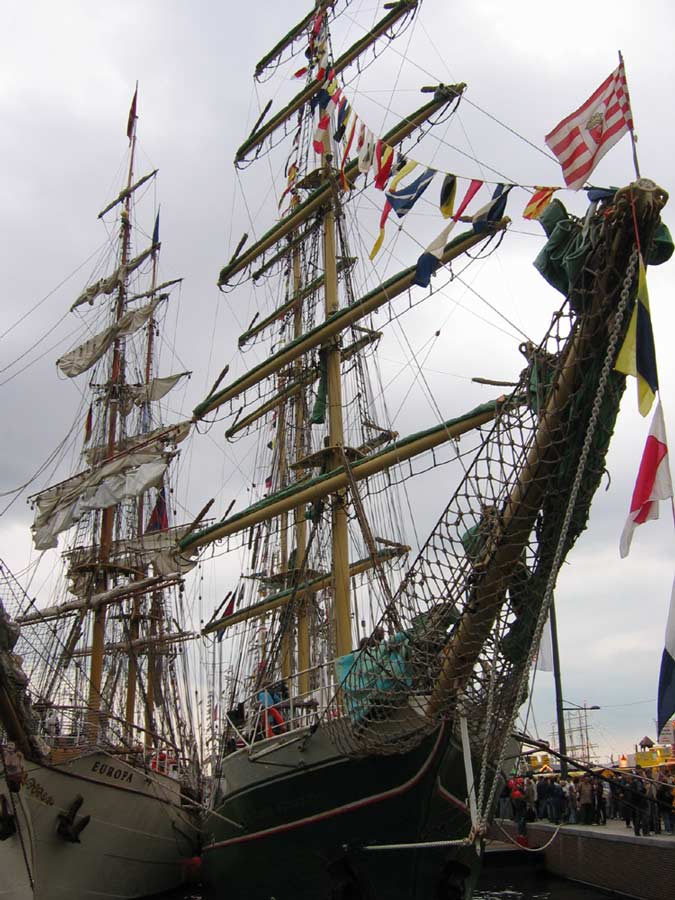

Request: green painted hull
left=202, top=723, right=484, bottom=899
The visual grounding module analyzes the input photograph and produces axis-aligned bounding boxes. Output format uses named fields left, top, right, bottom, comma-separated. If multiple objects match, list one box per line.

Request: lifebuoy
left=264, top=706, right=286, bottom=738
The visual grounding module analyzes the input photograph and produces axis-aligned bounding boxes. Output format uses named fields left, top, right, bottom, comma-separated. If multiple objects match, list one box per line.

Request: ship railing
left=43, top=702, right=184, bottom=775
left=228, top=659, right=343, bottom=752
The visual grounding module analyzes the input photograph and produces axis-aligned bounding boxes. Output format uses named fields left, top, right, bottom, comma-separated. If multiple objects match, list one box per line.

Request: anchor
left=56, top=794, right=91, bottom=843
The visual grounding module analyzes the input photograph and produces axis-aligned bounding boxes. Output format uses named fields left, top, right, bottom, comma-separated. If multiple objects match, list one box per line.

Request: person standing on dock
left=619, top=774, right=633, bottom=829
left=593, top=776, right=607, bottom=825
left=565, top=779, right=578, bottom=824
left=656, top=772, right=673, bottom=834
left=630, top=773, right=650, bottom=836
left=577, top=775, right=593, bottom=825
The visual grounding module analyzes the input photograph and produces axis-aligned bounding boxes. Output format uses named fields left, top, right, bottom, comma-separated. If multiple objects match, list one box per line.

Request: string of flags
left=275, top=9, right=640, bottom=274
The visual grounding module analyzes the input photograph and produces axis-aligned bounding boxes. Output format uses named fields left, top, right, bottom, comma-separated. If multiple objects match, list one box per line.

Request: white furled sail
left=119, top=372, right=190, bottom=416
left=32, top=443, right=172, bottom=549
left=83, top=418, right=192, bottom=465
left=70, top=243, right=159, bottom=311
left=57, top=294, right=164, bottom=377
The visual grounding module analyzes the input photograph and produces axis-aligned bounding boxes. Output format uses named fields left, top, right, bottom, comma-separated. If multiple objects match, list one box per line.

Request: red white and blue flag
left=545, top=59, right=633, bottom=190
left=145, top=485, right=169, bottom=533
left=658, top=578, right=675, bottom=731
left=619, top=401, right=673, bottom=558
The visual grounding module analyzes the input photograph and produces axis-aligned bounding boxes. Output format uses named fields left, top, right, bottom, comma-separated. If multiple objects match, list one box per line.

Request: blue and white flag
left=658, top=576, right=675, bottom=731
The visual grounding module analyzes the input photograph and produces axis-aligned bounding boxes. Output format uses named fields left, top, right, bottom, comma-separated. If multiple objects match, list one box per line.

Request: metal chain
left=477, top=245, right=639, bottom=833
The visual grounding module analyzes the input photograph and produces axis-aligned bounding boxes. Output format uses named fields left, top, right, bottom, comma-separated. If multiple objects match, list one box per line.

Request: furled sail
left=70, top=243, right=159, bottom=311
left=57, top=294, right=164, bottom=377
left=84, top=418, right=191, bottom=465
left=32, top=442, right=173, bottom=550
left=119, top=372, right=191, bottom=417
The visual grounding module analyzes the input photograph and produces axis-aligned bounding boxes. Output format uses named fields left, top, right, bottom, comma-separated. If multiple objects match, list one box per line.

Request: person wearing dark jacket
left=630, top=774, right=650, bottom=836
left=593, top=777, right=606, bottom=825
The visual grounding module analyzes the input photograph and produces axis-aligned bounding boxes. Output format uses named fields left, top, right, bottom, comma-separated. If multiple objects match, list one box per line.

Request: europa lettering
left=91, top=761, right=133, bottom=784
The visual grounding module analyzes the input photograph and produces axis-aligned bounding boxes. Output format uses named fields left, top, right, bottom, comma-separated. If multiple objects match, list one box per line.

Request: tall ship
left=0, top=92, right=201, bottom=899
left=180, top=2, right=672, bottom=899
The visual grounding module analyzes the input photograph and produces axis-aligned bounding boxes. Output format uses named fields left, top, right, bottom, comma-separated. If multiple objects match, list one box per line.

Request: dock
left=488, top=818, right=675, bottom=899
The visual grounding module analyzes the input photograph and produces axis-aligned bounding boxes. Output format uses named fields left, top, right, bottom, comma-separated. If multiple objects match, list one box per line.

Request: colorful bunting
left=412, top=180, right=485, bottom=287
left=313, top=112, right=331, bottom=155
left=440, top=174, right=457, bottom=218
left=373, top=142, right=394, bottom=190
left=523, top=187, right=558, bottom=220
left=370, top=162, right=435, bottom=259
left=471, top=183, right=511, bottom=233
left=413, top=222, right=455, bottom=288
left=334, top=98, right=351, bottom=142
left=340, top=117, right=358, bottom=190
left=453, top=178, right=483, bottom=220
left=357, top=126, right=375, bottom=174
left=615, top=258, right=658, bottom=417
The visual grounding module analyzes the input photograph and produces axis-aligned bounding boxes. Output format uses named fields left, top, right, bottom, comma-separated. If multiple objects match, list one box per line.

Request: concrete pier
left=490, top=818, right=675, bottom=899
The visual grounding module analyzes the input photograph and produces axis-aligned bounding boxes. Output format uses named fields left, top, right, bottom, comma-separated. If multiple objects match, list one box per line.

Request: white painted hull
left=21, top=751, right=197, bottom=900
left=0, top=786, right=33, bottom=900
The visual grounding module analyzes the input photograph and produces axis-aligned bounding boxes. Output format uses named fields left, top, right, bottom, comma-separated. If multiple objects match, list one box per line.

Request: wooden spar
left=226, top=369, right=317, bottom=439
left=203, top=548, right=408, bottom=634
left=254, top=0, right=335, bottom=79
left=426, top=325, right=585, bottom=716
left=201, top=222, right=508, bottom=419
left=236, top=0, right=419, bottom=163
left=182, top=401, right=501, bottom=552
left=225, top=330, right=379, bottom=439
left=219, top=85, right=465, bottom=286
left=16, top=575, right=183, bottom=625
left=238, top=257, right=356, bottom=347
left=97, top=169, right=158, bottom=219
left=69, top=630, right=196, bottom=658
left=128, top=278, right=183, bottom=303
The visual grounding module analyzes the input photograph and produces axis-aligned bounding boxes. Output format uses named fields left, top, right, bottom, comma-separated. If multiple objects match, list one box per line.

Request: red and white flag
left=545, top=60, right=634, bottom=190
left=620, top=402, right=673, bottom=558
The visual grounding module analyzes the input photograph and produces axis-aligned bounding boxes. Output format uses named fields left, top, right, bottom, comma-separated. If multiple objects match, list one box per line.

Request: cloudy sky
left=2, top=0, right=675, bottom=762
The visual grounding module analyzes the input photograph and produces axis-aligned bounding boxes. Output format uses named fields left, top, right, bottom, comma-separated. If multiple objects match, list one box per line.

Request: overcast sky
left=2, top=0, right=675, bottom=762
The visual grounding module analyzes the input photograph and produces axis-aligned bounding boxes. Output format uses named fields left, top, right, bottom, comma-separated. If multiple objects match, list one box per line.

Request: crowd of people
left=500, top=768, right=675, bottom=837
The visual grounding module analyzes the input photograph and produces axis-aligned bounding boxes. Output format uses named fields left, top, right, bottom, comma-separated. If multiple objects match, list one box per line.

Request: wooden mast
left=321, top=128, right=351, bottom=657
left=292, top=238, right=311, bottom=693
left=86, top=93, right=138, bottom=740
left=126, top=207, right=161, bottom=743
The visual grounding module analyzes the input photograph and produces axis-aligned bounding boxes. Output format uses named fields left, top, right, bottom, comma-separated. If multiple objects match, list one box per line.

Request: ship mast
left=126, top=207, right=162, bottom=744
left=86, top=98, right=138, bottom=740
left=194, top=0, right=509, bottom=704
left=321, top=131, right=351, bottom=657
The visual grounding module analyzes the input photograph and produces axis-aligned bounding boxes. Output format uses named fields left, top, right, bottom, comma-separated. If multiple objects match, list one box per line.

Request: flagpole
left=619, top=51, right=641, bottom=179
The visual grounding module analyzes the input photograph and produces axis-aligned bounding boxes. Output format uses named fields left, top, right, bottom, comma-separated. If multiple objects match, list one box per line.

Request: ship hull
left=202, top=722, right=483, bottom=900
left=20, top=751, right=198, bottom=900
left=0, top=784, right=33, bottom=900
